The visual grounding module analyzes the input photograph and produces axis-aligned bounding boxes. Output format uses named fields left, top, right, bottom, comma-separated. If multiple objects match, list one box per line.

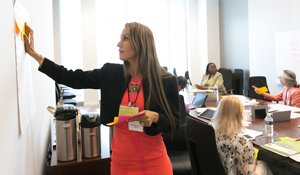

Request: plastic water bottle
left=214, top=84, right=219, bottom=103
left=264, top=114, right=274, bottom=137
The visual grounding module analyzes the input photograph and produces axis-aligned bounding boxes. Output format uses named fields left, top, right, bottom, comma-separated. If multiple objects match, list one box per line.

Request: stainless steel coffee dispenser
left=54, top=104, right=78, bottom=161
left=80, top=113, right=101, bottom=158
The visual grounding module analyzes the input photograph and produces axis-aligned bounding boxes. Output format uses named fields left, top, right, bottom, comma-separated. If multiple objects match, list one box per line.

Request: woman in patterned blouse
left=195, top=62, right=226, bottom=92
left=212, top=96, right=273, bottom=175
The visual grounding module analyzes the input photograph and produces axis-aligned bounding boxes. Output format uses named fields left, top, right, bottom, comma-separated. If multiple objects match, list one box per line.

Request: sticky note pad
left=257, top=86, right=268, bottom=94
left=254, top=147, right=259, bottom=159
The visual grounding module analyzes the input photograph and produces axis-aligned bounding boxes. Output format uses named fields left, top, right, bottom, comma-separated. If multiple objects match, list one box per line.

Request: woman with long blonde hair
left=24, top=22, right=179, bottom=175
left=213, top=96, right=272, bottom=175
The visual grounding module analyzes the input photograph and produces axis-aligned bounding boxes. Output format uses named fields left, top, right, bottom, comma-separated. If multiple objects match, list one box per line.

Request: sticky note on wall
left=257, top=86, right=268, bottom=95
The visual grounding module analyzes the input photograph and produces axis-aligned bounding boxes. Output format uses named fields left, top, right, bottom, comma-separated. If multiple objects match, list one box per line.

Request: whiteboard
left=275, top=31, right=300, bottom=85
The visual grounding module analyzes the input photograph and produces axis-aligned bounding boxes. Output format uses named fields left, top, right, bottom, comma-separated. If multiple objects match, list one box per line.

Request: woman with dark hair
left=252, top=70, right=300, bottom=108
left=195, top=62, right=226, bottom=92
left=24, top=22, right=179, bottom=175
left=177, top=76, right=187, bottom=91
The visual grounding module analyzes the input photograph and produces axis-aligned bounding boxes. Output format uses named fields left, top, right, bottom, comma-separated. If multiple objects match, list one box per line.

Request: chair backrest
left=233, top=69, right=244, bottom=95
left=248, top=76, right=271, bottom=101
left=185, top=71, right=192, bottom=85
left=218, top=68, right=233, bottom=92
left=185, top=115, right=227, bottom=175
left=179, top=95, right=188, bottom=125
left=173, top=68, right=177, bottom=77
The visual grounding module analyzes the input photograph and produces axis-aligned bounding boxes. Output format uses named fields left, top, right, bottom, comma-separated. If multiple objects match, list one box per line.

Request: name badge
left=119, top=105, right=143, bottom=132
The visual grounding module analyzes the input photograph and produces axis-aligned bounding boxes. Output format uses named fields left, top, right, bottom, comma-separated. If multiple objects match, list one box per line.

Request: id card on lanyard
left=119, top=105, right=144, bottom=132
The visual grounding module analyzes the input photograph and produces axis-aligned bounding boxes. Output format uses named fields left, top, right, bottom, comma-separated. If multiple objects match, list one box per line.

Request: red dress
left=110, top=77, right=173, bottom=175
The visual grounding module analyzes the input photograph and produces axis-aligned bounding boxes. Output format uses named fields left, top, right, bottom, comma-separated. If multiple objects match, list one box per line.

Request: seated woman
left=195, top=62, right=226, bottom=92
left=252, top=70, right=300, bottom=108
left=213, top=96, right=273, bottom=175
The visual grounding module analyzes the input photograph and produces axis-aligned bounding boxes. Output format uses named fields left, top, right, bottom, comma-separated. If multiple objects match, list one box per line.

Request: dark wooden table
left=188, top=95, right=300, bottom=175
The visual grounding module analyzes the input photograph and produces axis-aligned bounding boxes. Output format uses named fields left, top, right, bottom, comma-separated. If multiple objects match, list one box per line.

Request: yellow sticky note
left=254, top=147, right=259, bottom=159
left=257, top=86, right=268, bottom=94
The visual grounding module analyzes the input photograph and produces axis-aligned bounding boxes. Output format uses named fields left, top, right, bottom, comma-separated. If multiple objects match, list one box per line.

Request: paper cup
left=243, top=110, right=251, bottom=122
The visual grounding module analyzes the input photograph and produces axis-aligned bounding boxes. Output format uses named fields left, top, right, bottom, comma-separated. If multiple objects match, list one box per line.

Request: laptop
left=271, top=110, right=291, bottom=123
left=206, top=93, right=218, bottom=102
left=188, top=92, right=208, bottom=110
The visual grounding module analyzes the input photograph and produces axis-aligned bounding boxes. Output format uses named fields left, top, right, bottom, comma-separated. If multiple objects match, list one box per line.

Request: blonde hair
left=123, top=22, right=176, bottom=135
left=213, top=96, right=244, bottom=137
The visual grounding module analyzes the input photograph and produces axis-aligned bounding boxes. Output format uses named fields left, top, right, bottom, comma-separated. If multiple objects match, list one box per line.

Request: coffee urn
left=80, top=113, right=101, bottom=158
left=54, top=104, right=78, bottom=161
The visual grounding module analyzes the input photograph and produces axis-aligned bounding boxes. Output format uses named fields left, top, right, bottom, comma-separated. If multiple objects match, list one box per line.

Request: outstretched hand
left=252, top=85, right=258, bottom=94
left=128, top=110, right=159, bottom=127
left=23, top=23, right=43, bottom=63
left=23, top=23, right=35, bottom=56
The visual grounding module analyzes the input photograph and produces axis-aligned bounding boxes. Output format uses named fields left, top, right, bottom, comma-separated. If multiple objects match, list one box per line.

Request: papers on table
left=268, top=104, right=300, bottom=119
left=242, top=128, right=263, bottom=139
left=190, top=89, right=213, bottom=93
left=261, top=140, right=300, bottom=158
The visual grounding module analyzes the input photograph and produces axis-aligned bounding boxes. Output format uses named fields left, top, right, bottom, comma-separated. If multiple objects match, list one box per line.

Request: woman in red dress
left=24, top=22, right=180, bottom=175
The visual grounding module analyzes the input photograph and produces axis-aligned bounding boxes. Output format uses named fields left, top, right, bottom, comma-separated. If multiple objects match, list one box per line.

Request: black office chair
left=55, top=83, right=78, bottom=106
left=173, top=68, right=177, bottom=77
left=179, top=95, right=188, bottom=125
left=248, top=76, right=271, bottom=101
left=162, top=124, right=191, bottom=175
left=233, top=69, right=244, bottom=95
left=184, top=71, right=192, bottom=86
left=185, top=115, right=227, bottom=175
left=217, top=68, right=234, bottom=94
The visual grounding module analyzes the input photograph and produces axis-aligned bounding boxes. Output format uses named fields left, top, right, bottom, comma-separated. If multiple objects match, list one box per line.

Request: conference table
left=186, top=91, right=300, bottom=175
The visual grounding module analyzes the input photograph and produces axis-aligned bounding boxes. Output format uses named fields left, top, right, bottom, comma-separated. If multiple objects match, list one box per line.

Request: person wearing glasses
left=195, top=62, right=226, bottom=92
left=24, top=22, right=179, bottom=175
left=213, top=96, right=273, bottom=175
left=252, top=70, right=300, bottom=108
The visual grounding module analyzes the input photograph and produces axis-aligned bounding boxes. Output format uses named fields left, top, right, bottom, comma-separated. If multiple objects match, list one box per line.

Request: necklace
left=129, top=80, right=142, bottom=94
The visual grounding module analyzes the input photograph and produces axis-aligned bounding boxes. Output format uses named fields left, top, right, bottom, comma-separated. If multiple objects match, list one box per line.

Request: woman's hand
left=23, top=23, right=43, bottom=63
left=252, top=85, right=266, bottom=96
left=128, top=110, right=159, bottom=127
left=195, top=84, right=208, bottom=90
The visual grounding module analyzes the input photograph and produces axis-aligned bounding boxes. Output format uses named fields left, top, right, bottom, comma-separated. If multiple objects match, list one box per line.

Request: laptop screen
left=191, top=92, right=208, bottom=108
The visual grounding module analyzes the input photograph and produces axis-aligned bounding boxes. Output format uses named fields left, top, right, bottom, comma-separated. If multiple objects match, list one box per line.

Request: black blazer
left=39, top=58, right=180, bottom=136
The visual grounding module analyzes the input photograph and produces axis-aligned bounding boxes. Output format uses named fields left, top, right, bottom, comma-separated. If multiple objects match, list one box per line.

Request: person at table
left=195, top=62, right=226, bottom=92
left=213, top=96, right=273, bottom=175
left=24, top=22, right=179, bottom=175
left=177, top=76, right=190, bottom=118
left=252, top=70, right=300, bottom=108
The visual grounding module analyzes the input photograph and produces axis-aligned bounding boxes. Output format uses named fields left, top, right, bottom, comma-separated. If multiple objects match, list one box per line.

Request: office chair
left=217, top=68, right=234, bottom=94
left=185, top=115, right=227, bottom=175
left=248, top=76, right=271, bottom=101
left=173, top=68, right=177, bottom=77
left=233, top=69, right=244, bottom=95
left=185, top=71, right=192, bottom=85
left=55, top=83, right=78, bottom=106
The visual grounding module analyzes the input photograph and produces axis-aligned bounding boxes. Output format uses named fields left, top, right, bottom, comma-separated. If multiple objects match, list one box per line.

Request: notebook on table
left=187, top=92, right=208, bottom=110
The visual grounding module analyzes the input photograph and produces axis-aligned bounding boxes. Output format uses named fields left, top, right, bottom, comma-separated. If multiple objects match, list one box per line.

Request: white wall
left=219, top=0, right=249, bottom=93
left=248, top=0, right=300, bottom=94
left=0, top=0, right=55, bottom=175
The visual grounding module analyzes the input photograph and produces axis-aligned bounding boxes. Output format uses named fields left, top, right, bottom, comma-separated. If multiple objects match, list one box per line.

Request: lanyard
left=128, top=82, right=143, bottom=107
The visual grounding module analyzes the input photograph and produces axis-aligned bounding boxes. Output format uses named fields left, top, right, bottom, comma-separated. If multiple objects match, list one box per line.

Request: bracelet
left=39, top=55, right=45, bottom=68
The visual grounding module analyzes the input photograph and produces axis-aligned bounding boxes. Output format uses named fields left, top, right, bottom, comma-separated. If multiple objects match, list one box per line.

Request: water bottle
left=214, top=84, right=219, bottom=102
left=264, top=114, right=274, bottom=137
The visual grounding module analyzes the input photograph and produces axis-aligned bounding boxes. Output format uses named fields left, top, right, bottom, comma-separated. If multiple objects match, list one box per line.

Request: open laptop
left=271, top=110, right=291, bottom=123
left=206, top=93, right=218, bottom=102
left=187, top=92, right=208, bottom=110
